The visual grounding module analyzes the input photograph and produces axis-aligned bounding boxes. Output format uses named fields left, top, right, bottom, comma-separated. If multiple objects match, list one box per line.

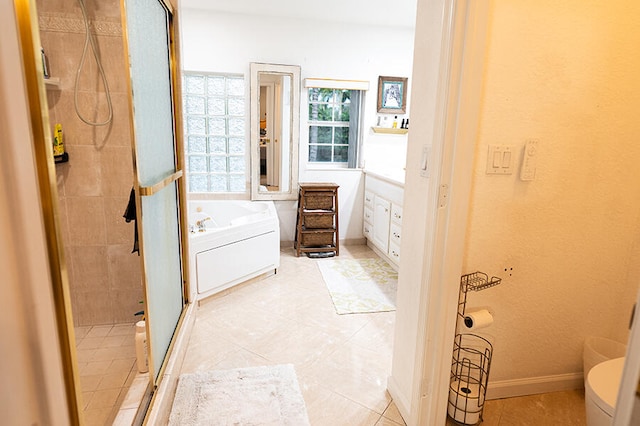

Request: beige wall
left=463, top=0, right=640, bottom=382
left=37, top=0, right=142, bottom=326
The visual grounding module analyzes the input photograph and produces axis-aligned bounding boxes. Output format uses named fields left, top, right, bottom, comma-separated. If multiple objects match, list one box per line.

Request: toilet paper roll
left=463, top=308, right=494, bottom=331
left=448, top=380, right=482, bottom=424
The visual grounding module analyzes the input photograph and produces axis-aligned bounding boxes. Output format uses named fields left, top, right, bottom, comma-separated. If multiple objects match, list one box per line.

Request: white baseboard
left=387, top=375, right=411, bottom=424
left=343, top=237, right=366, bottom=246
left=486, top=372, right=584, bottom=400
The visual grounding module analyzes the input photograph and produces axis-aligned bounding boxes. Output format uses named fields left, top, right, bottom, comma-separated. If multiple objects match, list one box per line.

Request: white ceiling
left=180, top=0, right=418, bottom=29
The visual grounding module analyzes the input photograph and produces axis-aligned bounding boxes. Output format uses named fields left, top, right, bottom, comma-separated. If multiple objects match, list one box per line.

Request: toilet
left=585, top=357, right=625, bottom=426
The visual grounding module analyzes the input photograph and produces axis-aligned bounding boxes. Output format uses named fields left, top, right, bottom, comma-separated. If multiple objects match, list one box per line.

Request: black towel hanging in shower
left=123, top=187, right=139, bottom=255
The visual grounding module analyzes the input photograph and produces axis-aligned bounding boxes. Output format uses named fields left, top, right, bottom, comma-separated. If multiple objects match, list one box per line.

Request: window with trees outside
left=182, top=73, right=246, bottom=193
left=308, top=87, right=363, bottom=168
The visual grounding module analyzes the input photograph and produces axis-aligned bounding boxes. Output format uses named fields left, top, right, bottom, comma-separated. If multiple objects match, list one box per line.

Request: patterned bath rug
left=168, top=364, right=310, bottom=426
left=317, top=258, right=398, bottom=314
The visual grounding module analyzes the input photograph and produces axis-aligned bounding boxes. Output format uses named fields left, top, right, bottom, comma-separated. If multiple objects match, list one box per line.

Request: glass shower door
left=123, top=0, right=184, bottom=383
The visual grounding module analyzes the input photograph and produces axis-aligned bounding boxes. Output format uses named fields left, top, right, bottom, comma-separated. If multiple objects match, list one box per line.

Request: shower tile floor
left=74, top=322, right=146, bottom=426
left=176, top=245, right=588, bottom=425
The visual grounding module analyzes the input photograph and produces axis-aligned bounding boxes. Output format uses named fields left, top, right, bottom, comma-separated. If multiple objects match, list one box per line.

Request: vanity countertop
left=363, top=168, right=405, bottom=186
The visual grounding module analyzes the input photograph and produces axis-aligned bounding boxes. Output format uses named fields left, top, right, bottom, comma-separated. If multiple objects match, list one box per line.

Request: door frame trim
left=397, top=0, right=491, bottom=424
left=12, top=0, right=82, bottom=423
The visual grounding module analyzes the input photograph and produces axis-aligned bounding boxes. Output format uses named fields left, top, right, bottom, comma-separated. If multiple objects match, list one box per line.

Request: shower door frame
left=12, top=0, right=82, bottom=423
left=120, top=0, right=190, bottom=411
left=11, top=0, right=191, bottom=423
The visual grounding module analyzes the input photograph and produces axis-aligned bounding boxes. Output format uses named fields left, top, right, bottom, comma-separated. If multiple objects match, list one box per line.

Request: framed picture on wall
left=377, top=76, right=408, bottom=113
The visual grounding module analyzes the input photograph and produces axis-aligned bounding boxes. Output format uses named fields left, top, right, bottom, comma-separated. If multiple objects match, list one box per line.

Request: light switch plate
left=420, top=145, right=431, bottom=177
left=486, top=145, right=515, bottom=175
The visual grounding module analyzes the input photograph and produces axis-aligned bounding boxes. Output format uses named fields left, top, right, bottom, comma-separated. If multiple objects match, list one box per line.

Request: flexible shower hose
left=74, top=0, right=113, bottom=126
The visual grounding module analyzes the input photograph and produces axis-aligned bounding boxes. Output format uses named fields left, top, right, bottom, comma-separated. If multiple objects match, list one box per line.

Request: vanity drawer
left=363, top=223, right=372, bottom=239
left=364, top=191, right=374, bottom=209
left=363, top=207, right=373, bottom=224
left=390, top=223, right=402, bottom=245
left=391, top=203, right=403, bottom=225
left=389, top=242, right=401, bottom=264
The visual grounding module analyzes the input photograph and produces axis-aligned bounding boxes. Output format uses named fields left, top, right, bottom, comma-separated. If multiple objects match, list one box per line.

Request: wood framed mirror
left=250, top=63, right=300, bottom=200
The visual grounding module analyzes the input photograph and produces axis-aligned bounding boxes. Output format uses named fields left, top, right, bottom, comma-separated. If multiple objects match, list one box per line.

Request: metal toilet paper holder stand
left=448, top=271, right=502, bottom=425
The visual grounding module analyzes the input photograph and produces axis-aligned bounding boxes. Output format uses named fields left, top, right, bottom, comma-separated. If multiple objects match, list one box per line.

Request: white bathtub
left=187, top=200, right=280, bottom=300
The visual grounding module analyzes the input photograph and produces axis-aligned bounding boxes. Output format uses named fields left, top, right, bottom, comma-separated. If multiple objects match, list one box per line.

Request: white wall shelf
left=372, top=127, right=408, bottom=135
left=44, top=77, right=60, bottom=88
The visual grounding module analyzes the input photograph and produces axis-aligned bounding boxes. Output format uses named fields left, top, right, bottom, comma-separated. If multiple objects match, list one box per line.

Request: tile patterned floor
left=175, top=244, right=588, bottom=425
left=179, top=245, right=404, bottom=425
left=74, top=323, right=142, bottom=426
left=471, top=389, right=587, bottom=426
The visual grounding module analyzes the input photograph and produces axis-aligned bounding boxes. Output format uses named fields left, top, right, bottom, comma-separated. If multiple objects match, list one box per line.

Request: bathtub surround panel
left=462, top=0, right=640, bottom=387
left=37, top=0, right=142, bottom=326
left=187, top=200, right=280, bottom=301
left=195, top=232, right=277, bottom=287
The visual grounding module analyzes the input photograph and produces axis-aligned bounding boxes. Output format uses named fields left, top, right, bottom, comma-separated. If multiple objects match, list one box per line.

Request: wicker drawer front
left=304, top=192, right=334, bottom=210
left=303, top=215, right=334, bottom=229
left=301, top=232, right=334, bottom=247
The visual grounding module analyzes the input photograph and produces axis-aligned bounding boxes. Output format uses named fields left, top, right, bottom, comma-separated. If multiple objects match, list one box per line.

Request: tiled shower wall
left=37, top=0, right=143, bottom=326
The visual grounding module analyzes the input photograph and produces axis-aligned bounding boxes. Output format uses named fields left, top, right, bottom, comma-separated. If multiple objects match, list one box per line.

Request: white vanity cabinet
left=363, top=191, right=374, bottom=240
left=389, top=204, right=403, bottom=264
left=363, top=172, right=404, bottom=268
left=372, top=196, right=391, bottom=253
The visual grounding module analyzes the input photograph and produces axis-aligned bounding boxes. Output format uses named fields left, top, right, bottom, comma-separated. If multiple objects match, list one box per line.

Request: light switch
left=493, top=151, right=501, bottom=168
left=486, top=145, right=515, bottom=175
left=420, top=145, right=431, bottom=177
left=502, top=151, right=511, bottom=167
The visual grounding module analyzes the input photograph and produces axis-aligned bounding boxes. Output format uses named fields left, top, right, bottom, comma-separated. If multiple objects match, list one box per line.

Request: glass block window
left=308, top=88, right=362, bottom=167
left=183, top=73, right=246, bottom=193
